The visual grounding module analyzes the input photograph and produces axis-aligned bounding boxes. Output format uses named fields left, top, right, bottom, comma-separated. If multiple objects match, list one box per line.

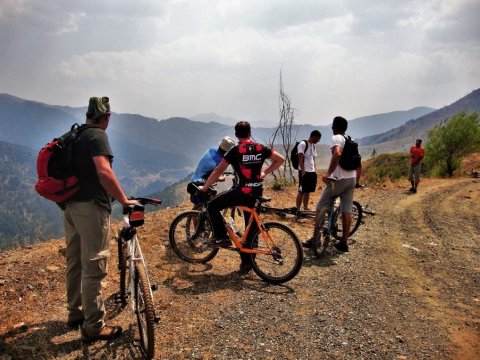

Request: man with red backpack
left=64, top=97, right=138, bottom=343
left=200, top=121, right=284, bottom=273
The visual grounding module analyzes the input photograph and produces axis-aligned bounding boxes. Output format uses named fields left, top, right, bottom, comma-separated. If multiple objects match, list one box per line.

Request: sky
left=0, top=0, right=479, bottom=125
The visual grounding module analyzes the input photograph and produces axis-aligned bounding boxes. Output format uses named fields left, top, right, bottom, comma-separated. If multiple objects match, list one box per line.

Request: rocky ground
left=0, top=177, right=479, bottom=359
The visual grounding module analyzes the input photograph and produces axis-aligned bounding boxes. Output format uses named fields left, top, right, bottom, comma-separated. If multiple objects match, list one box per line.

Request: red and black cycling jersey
left=224, top=139, right=272, bottom=195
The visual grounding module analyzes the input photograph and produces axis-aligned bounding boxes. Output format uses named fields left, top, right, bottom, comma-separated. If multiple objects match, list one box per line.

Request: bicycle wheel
left=134, top=263, right=155, bottom=360
left=117, top=236, right=129, bottom=305
left=332, top=200, right=363, bottom=240
left=246, top=222, right=303, bottom=284
left=169, top=211, right=219, bottom=263
left=312, top=232, right=328, bottom=258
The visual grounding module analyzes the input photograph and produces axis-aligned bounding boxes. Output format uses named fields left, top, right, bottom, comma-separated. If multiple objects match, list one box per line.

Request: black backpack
left=35, top=124, right=90, bottom=203
left=339, top=135, right=361, bottom=170
left=290, top=140, right=308, bottom=170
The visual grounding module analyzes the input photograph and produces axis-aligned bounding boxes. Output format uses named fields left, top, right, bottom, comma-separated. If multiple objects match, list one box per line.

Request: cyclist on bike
left=199, top=121, right=284, bottom=273
left=189, top=136, right=235, bottom=206
left=302, top=116, right=361, bottom=252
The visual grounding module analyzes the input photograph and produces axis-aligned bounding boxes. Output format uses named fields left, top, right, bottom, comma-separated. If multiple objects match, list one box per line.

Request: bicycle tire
left=332, top=200, right=363, bottom=240
left=311, top=232, right=326, bottom=258
left=117, top=236, right=129, bottom=305
left=134, top=263, right=155, bottom=360
left=169, top=211, right=219, bottom=264
left=246, top=222, right=303, bottom=284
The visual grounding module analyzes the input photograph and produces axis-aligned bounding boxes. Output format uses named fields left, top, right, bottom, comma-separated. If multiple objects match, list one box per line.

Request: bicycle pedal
left=151, top=284, right=158, bottom=292
left=154, top=316, right=161, bottom=324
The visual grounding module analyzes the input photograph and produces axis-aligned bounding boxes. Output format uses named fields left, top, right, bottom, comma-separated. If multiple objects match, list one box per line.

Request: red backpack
left=35, top=124, right=90, bottom=204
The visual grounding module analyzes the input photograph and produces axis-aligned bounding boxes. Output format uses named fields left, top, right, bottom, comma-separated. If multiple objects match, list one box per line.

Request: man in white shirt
left=295, top=130, right=321, bottom=211
left=303, top=117, right=361, bottom=252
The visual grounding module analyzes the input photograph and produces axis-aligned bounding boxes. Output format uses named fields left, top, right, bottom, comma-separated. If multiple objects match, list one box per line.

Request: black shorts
left=298, top=171, right=317, bottom=193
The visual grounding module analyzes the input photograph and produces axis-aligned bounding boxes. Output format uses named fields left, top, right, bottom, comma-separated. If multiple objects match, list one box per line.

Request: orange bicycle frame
left=224, top=206, right=275, bottom=255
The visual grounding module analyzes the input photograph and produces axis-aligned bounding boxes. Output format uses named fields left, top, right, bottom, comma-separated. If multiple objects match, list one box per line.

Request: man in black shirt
left=64, top=97, right=138, bottom=343
left=200, top=121, right=284, bottom=272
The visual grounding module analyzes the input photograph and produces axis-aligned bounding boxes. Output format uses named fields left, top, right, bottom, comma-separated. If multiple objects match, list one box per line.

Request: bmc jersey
left=224, top=140, right=272, bottom=195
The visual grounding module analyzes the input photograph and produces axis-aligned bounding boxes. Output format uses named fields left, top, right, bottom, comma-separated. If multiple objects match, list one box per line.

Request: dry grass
left=1, top=163, right=479, bottom=359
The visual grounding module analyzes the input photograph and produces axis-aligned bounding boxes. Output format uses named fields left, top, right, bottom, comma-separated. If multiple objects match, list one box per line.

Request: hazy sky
left=1, top=0, right=479, bottom=125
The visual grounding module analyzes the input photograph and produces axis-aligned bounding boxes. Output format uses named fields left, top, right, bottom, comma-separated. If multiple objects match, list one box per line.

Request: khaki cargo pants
left=64, top=200, right=110, bottom=336
left=408, top=163, right=421, bottom=184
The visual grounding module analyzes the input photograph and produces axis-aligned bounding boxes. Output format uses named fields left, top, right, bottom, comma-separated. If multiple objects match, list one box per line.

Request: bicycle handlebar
left=122, top=197, right=161, bottom=215
left=190, top=183, right=217, bottom=196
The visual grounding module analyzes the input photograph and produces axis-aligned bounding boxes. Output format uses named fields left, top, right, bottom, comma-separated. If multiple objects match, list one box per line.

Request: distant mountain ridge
left=1, top=88, right=479, bottom=248
left=359, top=88, right=480, bottom=152
left=250, top=107, right=436, bottom=145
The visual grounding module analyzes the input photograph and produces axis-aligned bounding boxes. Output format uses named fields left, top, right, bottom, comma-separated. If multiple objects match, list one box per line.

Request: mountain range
left=0, top=88, right=479, bottom=248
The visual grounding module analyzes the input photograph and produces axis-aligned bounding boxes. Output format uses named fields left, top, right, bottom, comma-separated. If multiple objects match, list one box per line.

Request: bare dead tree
left=269, top=69, right=296, bottom=183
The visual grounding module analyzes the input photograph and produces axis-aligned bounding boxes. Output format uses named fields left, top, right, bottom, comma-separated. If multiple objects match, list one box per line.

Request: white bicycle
left=115, top=197, right=161, bottom=360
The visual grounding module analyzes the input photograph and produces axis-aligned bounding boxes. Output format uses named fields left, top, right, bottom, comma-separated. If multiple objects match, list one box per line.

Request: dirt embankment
left=0, top=177, right=479, bottom=359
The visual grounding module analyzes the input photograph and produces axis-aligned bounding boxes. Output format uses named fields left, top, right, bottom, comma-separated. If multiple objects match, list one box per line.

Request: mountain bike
left=116, top=197, right=161, bottom=360
left=259, top=202, right=361, bottom=241
left=260, top=186, right=374, bottom=241
left=330, top=184, right=376, bottom=240
left=309, top=180, right=375, bottom=257
left=169, top=185, right=303, bottom=284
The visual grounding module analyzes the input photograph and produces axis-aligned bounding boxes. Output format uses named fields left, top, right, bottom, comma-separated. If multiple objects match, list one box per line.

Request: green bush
left=363, top=153, right=412, bottom=183
left=424, top=111, right=480, bottom=177
left=271, top=178, right=292, bottom=191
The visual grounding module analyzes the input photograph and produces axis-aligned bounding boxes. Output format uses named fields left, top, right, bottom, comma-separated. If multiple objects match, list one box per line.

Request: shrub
left=424, top=111, right=480, bottom=177
left=271, top=178, right=292, bottom=191
left=362, top=153, right=413, bottom=183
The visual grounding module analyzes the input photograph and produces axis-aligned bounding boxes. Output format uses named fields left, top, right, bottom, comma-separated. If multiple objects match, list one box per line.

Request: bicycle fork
left=259, top=224, right=284, bottom=264
left=130, top=241, right=161, bottom=324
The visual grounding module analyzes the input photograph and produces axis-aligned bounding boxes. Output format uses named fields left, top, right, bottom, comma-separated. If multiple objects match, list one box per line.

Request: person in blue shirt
left=190, top=136, right=235, bottom=206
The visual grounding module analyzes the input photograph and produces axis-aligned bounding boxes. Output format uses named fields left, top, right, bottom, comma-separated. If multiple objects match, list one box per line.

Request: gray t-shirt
left=71, top=125, right=114, bottom=212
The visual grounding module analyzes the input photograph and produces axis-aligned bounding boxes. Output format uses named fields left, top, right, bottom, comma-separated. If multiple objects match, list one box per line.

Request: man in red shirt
left=408, top=139, right=425, bottom=194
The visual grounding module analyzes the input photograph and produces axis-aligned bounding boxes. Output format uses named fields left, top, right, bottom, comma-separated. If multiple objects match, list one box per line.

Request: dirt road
left=0, top=178, right=479, bottom=359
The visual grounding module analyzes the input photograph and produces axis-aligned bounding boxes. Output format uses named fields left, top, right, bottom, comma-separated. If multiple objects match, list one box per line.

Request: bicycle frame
left=122, top=214, right=154, bottom=312
left=223, top=205, right=275, bottom=255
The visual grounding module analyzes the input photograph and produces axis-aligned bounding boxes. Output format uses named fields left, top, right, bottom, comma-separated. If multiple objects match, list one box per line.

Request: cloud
left=0, top=0, right=479, bottom=124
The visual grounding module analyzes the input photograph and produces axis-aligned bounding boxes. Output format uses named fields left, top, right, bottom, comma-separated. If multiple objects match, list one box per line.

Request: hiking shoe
left=67, top=318, right=84, bottom=329
left=302, top=238, right=314, bottom=248
left=409, top=187, right=415, bottom=192
left=81, top=325, right=123, bottom=343
left=213, top=237, right=232, bottom=248
left=239, top=262, right=253, bottom=274
left=333, top=242, right=349, bottom=252
left=412, top=188, right=417, bottom=194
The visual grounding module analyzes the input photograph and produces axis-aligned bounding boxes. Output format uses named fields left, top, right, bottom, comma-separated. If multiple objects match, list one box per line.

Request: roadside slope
left=0, top=178, right=478, bottom=359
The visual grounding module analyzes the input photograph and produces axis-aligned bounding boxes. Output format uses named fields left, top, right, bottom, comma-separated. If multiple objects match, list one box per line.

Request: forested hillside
left=359, top=88, right=480, bottom=149
left=0, top=89, right=477, bottom=249
left=0, top=140, right=63, bottom=249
